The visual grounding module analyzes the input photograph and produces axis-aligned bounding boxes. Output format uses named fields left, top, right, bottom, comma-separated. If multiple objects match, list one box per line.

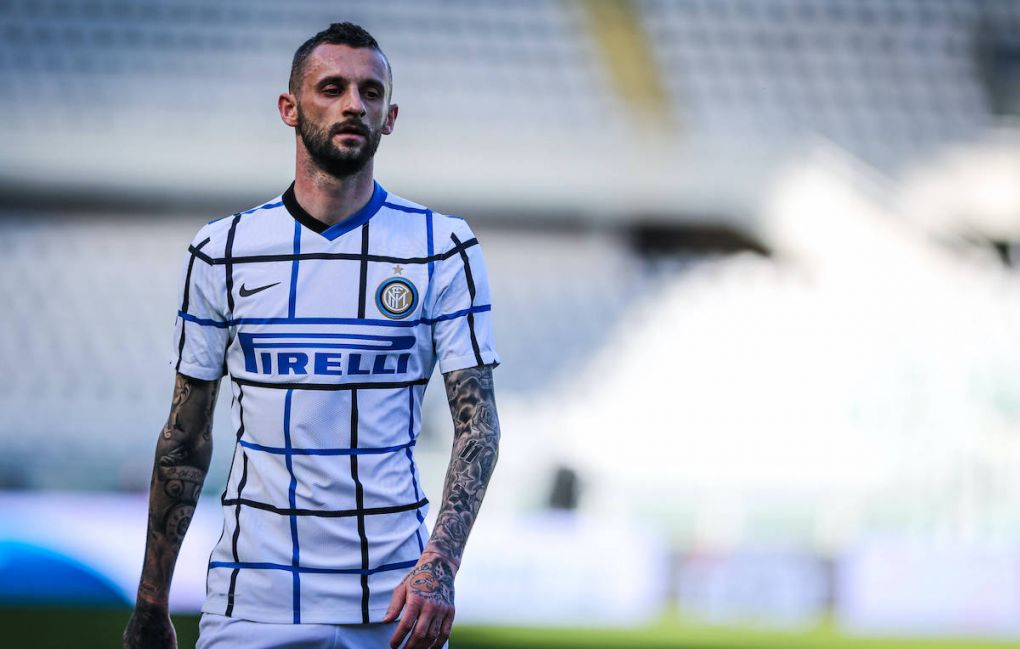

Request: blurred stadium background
left=2, top=0, right=1020, bottom=646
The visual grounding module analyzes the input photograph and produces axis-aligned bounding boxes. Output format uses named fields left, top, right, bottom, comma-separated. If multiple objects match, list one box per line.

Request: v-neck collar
left=282, top=180, right=388, bottom=241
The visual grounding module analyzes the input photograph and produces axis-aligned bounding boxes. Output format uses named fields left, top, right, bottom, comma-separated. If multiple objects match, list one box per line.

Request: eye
left=322, top=85, right=340, bottom=96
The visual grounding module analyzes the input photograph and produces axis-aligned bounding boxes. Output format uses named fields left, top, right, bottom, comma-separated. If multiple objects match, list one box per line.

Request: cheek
left=300, top=110, right=333, bottom=136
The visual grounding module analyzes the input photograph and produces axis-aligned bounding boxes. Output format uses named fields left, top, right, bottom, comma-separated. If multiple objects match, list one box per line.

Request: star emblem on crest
left=392, top=264, right=404, bottom=275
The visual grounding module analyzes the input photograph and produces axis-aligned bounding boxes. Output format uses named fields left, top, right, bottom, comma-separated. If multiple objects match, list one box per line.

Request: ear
left=279, top=92, right=299, bottom=128
left=381, top=103, right=399, bottom=135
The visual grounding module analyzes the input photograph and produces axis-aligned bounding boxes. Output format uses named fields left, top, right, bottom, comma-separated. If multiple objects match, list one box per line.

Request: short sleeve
left=169, top=233, right=229, bottom=380
left=431, top=220, right=500, bottom=374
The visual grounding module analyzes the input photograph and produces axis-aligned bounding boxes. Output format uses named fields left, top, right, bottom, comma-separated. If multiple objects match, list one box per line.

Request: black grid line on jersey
left=450, top=232, right=485, bottom=367
left=221, top=211, right=247, bottom=617
left=178, top=307, right=492, bottom=330
left=224, top=451, right=248, bottom=617
left=357, top=224, right=370, bottom=319
left=221, top=212, right=245, bottom=616
left=220, top=497, right=429, bottom=519
left=186, top=237, right=478, bottom=267
left=224, top=213, right=242, bottom=314
left=224, top=381, right=249, bottom=617
left=288, top=219, right=300, bottom=319
left=175, top=236, right=210, bottom=372
left=349, top=389, right=372, bottom=622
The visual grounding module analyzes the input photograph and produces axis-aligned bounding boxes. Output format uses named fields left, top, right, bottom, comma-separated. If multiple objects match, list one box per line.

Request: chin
left=333, top=143, right=364, bottom=156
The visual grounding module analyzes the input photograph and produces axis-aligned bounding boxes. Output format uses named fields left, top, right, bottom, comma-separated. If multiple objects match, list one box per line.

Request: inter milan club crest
left=376, top=276, right=419, bottom=319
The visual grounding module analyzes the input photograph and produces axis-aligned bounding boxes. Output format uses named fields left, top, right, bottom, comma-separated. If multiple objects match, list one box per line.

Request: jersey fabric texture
left=195, top=613, right=447, bottom=649
left=170, top=181, right=499, bottom=625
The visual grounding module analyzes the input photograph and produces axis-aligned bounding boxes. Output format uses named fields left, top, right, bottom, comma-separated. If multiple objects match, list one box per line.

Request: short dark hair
left=289, top=22, right=392, bottom=95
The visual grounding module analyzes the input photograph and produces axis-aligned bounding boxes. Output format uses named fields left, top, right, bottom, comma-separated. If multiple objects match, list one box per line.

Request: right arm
left=123, top=372, right=219, bottom=649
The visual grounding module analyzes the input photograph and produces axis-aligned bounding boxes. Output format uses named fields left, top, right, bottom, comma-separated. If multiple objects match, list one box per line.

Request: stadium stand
left=3, top=0, right=1017, bottom=217
left=1, top=0, right=1019, bottom=558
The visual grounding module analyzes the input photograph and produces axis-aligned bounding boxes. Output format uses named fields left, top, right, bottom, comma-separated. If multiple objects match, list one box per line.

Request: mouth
left=333, top=124, right=369, bottom=141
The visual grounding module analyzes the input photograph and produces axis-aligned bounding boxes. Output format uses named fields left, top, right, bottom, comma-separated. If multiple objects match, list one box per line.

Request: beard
left=296, top=108, right=383, bottom=179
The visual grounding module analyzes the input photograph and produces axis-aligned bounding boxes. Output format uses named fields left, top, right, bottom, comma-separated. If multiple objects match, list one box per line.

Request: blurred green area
left=3, top=608, right=1020, bottom=649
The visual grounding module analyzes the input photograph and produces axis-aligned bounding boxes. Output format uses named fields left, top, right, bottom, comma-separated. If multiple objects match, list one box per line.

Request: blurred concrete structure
left=1, top=0, right=1017, bottom=222
left=2, top=0, right=1020, bottom=637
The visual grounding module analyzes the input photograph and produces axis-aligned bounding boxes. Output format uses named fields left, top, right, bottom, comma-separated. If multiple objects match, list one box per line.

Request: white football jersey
left=170, top=181, right=499, bottom=624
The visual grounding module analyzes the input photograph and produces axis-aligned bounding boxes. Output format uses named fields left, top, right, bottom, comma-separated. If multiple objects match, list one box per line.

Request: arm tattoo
left=425, top=364, right=500, bottom=568
left=136, top=373, right=218, bottom=605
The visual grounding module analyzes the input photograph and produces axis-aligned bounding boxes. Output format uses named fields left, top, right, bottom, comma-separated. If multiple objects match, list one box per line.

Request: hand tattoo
left=406, top=557, right=455, bottom=604
left=123, top=598, right=176, bottom=649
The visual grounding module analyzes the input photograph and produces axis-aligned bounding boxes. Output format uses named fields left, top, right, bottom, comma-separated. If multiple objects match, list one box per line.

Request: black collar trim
left=283, top=181, right=327, bottom=234
left=281, top=181, right=389, bottom=241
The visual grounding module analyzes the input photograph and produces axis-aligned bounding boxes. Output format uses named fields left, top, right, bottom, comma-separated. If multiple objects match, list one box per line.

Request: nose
left=342, top=87, right=366, bottom=117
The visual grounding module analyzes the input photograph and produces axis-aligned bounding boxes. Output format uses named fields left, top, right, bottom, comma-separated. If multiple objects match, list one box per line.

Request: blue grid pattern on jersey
left=177, top=195, right=494, bottom=623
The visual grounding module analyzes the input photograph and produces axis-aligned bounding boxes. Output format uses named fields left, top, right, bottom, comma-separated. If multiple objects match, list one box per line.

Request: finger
left=427, top=608, right=452, bottom=649
left=389, top=598, right=422, bottom=649
left=425, top=614, right=446, bottom=649
left=438, top=609, right=454, bottom=646
left=382, top=579, right=408, bottom=623
left=406, top=606, right=438, bottom=649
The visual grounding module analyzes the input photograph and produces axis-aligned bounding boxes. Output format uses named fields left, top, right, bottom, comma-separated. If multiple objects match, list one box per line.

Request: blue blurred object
left=0, top=541, right=128, bottom=606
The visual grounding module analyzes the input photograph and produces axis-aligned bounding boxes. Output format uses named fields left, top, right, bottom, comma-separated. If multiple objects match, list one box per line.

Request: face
left=280, top=44, right=398, bottom=178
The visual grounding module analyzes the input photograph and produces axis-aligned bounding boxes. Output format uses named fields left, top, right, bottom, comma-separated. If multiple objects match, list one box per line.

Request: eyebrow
left=316, top=75, right=386, bottom=92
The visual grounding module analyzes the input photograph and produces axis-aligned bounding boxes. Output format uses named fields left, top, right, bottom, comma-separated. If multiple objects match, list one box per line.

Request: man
left=123, top=22, right=501, bottom=649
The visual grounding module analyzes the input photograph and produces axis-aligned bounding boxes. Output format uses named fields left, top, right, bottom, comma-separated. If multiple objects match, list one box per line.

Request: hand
left=123, top=599, right=177, bottom=649
left=383, top=552, right=456, bottom=648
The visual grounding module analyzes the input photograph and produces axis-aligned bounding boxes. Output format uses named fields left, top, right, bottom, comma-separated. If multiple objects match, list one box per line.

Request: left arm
left=384, top=363, right=501, bottom=649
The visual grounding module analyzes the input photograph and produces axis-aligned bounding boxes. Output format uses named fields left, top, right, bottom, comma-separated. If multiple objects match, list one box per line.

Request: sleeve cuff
left=438, top=350, right=501, bottom=374
left=170, top=358, right=226, bottom=381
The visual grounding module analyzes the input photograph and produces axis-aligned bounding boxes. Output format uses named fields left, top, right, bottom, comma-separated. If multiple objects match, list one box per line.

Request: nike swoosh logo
left=238, top=282, right=280, bottom=297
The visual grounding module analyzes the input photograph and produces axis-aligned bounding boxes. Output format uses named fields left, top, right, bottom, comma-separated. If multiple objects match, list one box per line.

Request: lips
left=334, top=123, right=368, bottom=138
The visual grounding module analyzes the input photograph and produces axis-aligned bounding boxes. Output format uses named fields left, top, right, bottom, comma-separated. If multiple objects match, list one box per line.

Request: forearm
left=424, top=364, right=500, bottom=568
left=135, top=373, right=218, bottom=605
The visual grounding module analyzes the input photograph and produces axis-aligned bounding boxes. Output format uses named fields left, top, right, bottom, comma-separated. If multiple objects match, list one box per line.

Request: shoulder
left=189, top=194, right=287, bottom=258
left=433, top=214, right=476, bottom=257
left=380, top=191, right=430, bottom=215
left=381, top=188, right=476, bottom=252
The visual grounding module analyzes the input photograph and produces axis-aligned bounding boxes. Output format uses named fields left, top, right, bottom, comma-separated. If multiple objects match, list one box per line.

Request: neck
left=293, top=149, right=376, bottom=228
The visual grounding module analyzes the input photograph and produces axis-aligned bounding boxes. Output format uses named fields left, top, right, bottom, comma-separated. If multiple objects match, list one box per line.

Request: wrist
left=135, top=584, right=170, bottom=609
left=419, top=548, right=460, bottom=572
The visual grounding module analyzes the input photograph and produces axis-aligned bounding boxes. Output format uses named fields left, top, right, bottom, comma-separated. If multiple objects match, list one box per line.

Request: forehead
left=301, top=43, right=390, bottom=87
